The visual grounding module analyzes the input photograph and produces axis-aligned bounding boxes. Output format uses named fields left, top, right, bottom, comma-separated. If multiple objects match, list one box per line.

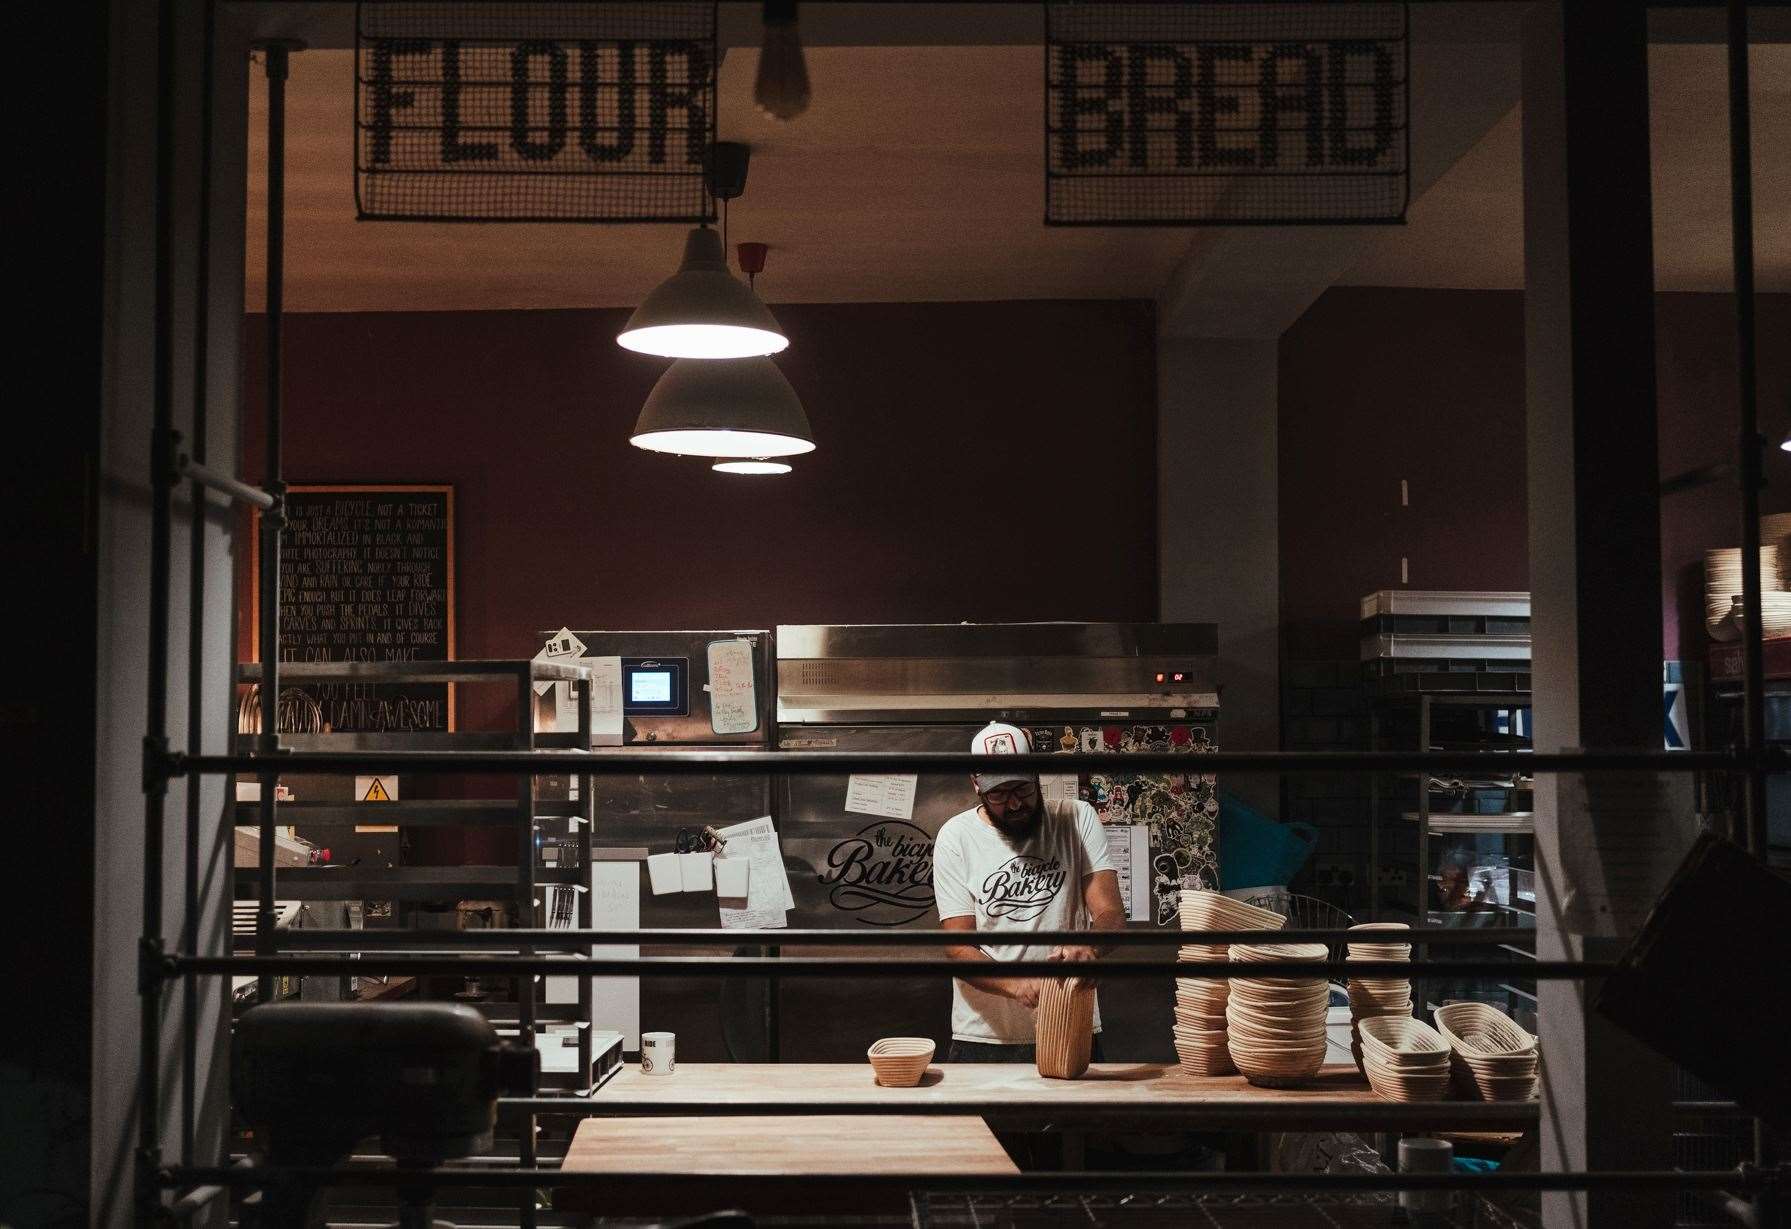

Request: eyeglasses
left=981, top=781, right=1038, bottom=808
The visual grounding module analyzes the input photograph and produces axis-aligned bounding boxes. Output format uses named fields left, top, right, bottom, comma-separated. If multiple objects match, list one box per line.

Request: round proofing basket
left=1035, top=979, right=1096, bottom=1080
left=866, top=1037, right=935, bottom=1087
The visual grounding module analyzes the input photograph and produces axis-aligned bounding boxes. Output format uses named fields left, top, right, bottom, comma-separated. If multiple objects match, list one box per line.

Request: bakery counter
left=547, top=1061, right=1539, bottom=1133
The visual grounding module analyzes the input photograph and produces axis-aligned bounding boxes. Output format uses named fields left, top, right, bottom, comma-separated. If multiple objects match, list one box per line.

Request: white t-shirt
left=932, top=797, right=1116, bottom=1043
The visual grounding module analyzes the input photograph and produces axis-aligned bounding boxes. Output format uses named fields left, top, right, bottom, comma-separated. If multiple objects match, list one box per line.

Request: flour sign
left=1044, top=1, right=1410, bottom=225
left=819, top=821, right=936, bottom=927
left=355, top=2, right=717, bottom=222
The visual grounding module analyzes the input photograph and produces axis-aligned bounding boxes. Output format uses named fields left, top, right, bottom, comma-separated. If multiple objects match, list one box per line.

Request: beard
left=987, top=798, right=1044, bottom=842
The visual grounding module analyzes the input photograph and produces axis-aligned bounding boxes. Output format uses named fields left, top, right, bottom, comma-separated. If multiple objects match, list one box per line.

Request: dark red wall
left=238, top=299, right=1159, bottom=660
left=1278, top=287, right=1791, bottom=664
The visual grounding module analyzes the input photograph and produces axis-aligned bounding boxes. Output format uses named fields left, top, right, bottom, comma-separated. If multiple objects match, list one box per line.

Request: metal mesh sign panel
left=1045, top=2, right=1409, bottom=226
left=355, top=2, right=717, bottom=222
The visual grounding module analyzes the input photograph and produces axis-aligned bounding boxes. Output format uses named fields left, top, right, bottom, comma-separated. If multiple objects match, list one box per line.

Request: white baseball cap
left=970, top=720, right=1035, bottom=792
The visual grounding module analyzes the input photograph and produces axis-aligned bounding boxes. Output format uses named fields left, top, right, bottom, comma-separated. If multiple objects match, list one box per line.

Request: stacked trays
left=1358, top=1015, right=1452, bottom=1102
left=866, top=1037, right=935, bottom=1088
left=1705, top=546, right=1791, bottom=640
left=1035, top=978, right=1097, bottom=1080
left=1345, top=922, right=1413, bottom=1072
left=1173, top=891, right=1286, bottom=1077
left=1225, top=942, right=1330, bottom=1087
left=1435, top=1001, right=1540, bottom=1101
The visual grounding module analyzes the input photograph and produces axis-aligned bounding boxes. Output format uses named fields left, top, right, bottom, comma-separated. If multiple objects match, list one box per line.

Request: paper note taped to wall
left=714, top=815, right=792, bottom=930
left=705, top=638, right=759, bottom=735
left=586, top=655, right=624, bottom=747
left=844, top=774, right=918, bottom=821
left=534, top=628, right=586, bottom=696
left=1105, top=823, right=1153, bottom=922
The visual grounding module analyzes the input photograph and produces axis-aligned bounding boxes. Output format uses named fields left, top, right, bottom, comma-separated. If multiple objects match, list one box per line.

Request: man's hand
left=1048, top=944, right=1100, bottom=964
left=1001, top=977, right=1044, bottom=1009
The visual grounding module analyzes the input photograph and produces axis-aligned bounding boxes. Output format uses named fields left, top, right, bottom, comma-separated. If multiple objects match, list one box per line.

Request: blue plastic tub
left=1219, top=793, right=1319, bottom=891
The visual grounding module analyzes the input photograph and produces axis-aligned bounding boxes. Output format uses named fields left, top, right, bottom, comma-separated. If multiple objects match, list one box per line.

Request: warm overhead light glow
left=629, top=357, right=815, bottom=459
left=713, top=459, right=794, bottom=475
left=633, top=429, right=813, bottom=459
left=1780, top=429, right=1791, bottom=453
left=617, top=228, right=789, bottom=359
left=618, top=323, right=788, bottom=360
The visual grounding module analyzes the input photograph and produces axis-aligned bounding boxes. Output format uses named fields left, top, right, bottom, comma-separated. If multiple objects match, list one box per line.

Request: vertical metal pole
left=182, top=0, right=216, bottom=1172
left=140, top=0, right=179, bottom=1216
left=518, top=668, right=538, bottom=1228
left=256, top=41, right=295, bottom=1003
left=1728, top=0, right=1768, bottom=863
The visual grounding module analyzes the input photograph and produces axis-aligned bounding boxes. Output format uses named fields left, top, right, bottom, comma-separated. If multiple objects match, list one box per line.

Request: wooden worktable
left=581, top=1062, right=1541, bottom=1132
left=554, top=1113, right=1016, bottom=1217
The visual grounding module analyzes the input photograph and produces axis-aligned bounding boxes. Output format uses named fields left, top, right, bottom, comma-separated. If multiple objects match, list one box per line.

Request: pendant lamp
left=713, top=459, right=793, bottom=475
left=618, top=227, right=789, bottom=359
left=630, top=357, right=814, bottom=458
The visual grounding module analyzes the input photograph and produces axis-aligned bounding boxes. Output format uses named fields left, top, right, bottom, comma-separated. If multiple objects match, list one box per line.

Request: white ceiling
left=245, top=37, right=1791, bottom=314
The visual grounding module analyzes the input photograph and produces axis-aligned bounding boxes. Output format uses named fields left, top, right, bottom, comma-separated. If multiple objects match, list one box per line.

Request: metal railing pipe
left=175, top=454, right=275, bottom=510
left=167, top=955, right=1603, bottom=980
left=157, top=1165, right=1779, bottom=1195
left=180, top=746, right=1753, bottom=777
left=254, top=926, right=1538, bottom=949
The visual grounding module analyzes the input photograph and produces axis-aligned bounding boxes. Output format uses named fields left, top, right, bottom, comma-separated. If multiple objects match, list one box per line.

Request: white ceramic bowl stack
left=866, top=1037, right=935, bottom=1088
left=1705, top=546, right=1791, bottom=640
left=1225, top=942, right=1330, bottom=1086
left=1434, top=1001, right=1540, bottom=1101
left=1345, top=923, right=1413, bottom=1071
left=1173, top=891, right=1285, bottom=1076
left=1357, top=1015, right=1453, bottom=1102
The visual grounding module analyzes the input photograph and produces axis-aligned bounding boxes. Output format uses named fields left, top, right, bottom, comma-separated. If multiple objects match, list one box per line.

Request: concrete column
left=1157, top=338, right=1279, bottom=817
left=1522, top=3, right=1673, bottom=1225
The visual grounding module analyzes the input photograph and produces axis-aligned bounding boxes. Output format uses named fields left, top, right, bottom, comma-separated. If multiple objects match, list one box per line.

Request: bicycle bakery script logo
left=820, top=821, right=935, bottom=926
left=981, top=855, right=1066, bottom=922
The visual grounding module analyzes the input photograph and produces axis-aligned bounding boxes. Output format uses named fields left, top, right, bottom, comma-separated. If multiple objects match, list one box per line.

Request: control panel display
left=622, top=658, right=688, bottom=716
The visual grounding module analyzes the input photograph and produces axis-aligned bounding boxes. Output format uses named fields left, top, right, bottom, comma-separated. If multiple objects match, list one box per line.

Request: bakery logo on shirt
left=981, top=855, right=1066, bottom=922
left=819, top=821, right=936, bottom=926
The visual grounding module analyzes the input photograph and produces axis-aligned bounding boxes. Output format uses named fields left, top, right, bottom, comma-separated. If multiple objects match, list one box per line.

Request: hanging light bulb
left=713, top=459, right=794, bottom=475
left=618, top=227, right=789, bottom=359
left=754, top=0, right=811, bottom=122
left=630, top=357, right=814, bottom=459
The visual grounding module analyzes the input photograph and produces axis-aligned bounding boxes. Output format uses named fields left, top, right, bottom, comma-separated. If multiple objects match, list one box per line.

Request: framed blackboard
left=252, top=485, right=456, bottom=732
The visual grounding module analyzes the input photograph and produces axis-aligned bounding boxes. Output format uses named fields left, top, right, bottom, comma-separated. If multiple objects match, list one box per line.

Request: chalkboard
left=253, top=485, right=456, bottom=732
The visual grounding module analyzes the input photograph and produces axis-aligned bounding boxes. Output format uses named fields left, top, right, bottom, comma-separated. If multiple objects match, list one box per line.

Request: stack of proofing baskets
left=1172, top=891, right=1284, bottom=1076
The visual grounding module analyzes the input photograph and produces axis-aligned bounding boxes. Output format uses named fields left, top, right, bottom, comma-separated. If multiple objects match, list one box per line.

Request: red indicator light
left=1172, top=672, right=1186, bottom=683
left=1154, top=672, right=1166, bottom=684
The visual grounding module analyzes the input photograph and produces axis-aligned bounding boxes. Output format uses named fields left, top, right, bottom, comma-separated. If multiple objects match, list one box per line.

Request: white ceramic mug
left=640, top=1031, right=676, bottom=1076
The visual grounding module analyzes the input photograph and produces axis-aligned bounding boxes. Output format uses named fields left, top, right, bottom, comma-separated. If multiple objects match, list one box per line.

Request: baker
left=934, top=721, right=1126, bottom=1061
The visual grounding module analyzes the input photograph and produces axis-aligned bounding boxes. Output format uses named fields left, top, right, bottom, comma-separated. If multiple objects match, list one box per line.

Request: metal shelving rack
left=231, top=658, right=596, bottom=1222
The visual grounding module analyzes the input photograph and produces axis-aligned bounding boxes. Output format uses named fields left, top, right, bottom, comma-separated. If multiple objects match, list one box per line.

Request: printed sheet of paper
left=1104, top=823, right=1153, bottom=922
left=1553, top=766, right=1697, bottom=937
left=714, top=815, right=792, bottom=930
left=533, top=628, right=586, bottom=695
left=588, top=860, right=641, bottom=1049
left=844, top=774, right=918, bottom=820
left=1040, top=773, right=1080, bottom=804
left=705, top=638, right=759, bottom=735
left=585, top=655, right=624, bottom=747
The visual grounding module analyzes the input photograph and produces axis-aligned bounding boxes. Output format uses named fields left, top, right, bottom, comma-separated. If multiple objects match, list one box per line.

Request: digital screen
left=629, top=670, right=673, bottom=705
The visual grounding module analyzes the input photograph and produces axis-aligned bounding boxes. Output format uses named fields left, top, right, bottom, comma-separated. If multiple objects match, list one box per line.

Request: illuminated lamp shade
left=617, top=227, right=789, bottom=359
left=1780, top=429, right=1791, bottom=453
left=713, top=459, right=793, bottom=475
left=630, top=357, right=814, bottom=459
